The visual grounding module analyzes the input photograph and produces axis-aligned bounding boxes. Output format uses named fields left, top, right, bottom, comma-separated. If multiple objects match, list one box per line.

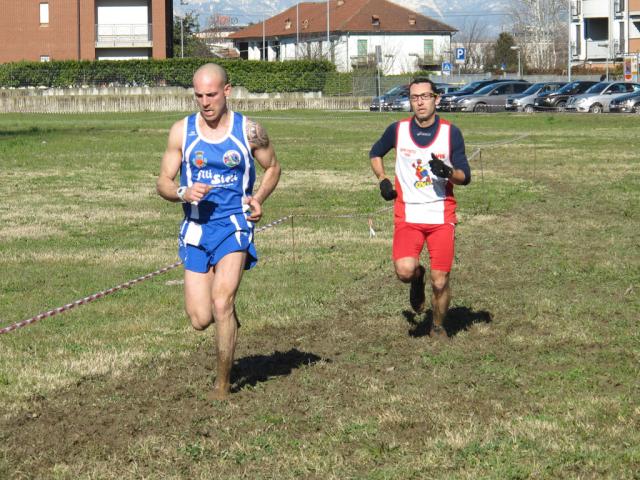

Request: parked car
left=370, top=84, right=409, bottom=111
left=533, top=80, right=598, bottom=111
left=505, top=82, right=566, bottom=113
left=565, top=81, right=640, bottom=113
left=609, top=90, right=640, bottom=113
left=452, top=81, right=531, bottom=112
left=437, top=79, right=527, bottom=112
left=390, top=83, right=460, bottom=112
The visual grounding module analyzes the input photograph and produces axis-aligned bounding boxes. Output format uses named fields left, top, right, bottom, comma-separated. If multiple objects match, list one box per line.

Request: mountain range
left=174, top=0, right=512, bottom=38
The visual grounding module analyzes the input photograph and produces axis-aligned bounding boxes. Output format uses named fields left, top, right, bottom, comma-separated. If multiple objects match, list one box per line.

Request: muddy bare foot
left=429, top=325, right=448, bottom=339
left=207, top=383, right=230, bottom=401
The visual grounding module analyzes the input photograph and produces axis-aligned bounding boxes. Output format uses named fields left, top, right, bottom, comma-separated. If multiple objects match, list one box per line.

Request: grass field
left=0, top=110, right=639, bottom=479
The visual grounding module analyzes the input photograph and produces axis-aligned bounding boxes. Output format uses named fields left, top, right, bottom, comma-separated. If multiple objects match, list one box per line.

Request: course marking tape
left=1, top=214, right=294, bottom=336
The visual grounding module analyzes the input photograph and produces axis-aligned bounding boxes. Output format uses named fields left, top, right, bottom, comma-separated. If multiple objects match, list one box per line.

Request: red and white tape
left=1, top=214, right=295, bottom=336
left=0, top=262, right=183, bottom=335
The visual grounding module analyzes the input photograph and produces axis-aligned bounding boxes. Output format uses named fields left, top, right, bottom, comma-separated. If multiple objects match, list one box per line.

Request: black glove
left=429, top=153, right=454, bottom=179
left=379, top=178, right=397, bottom=201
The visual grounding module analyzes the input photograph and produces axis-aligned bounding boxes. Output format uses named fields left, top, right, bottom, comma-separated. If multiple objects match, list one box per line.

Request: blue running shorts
left=178, top=214, right=258, bottom=273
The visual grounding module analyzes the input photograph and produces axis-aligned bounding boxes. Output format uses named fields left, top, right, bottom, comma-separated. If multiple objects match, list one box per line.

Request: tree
left=508, top=0, right=568, bottom=71
left=454, top=18, right=491, bottom=73
left=491, top=32, right=518, bottom=72
left=172, top=13, right=210, bottom=58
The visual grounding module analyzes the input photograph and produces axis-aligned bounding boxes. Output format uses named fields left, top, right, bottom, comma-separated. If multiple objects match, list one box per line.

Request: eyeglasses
left=410, top=93, right=438, bottom=102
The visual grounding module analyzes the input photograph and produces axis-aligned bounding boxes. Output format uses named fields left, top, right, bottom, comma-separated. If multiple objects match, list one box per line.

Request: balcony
left=582, top=0, right=609, bottom=18
left=413, top=54, right=446, bottom=68
left=95, top=24, right=153, bottom=48
left=350, top=54, right=378, bottom=68
left=585, top=40, right=612, bottom=60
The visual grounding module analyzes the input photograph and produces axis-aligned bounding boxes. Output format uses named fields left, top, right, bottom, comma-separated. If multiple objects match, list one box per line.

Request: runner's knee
left=185, top=306, right=213, bottom=331
left=212, top=295, right=235, bottom=319
left=395, top=262, right=419, bottom=282
left=430, top=273, right=449, bottom=295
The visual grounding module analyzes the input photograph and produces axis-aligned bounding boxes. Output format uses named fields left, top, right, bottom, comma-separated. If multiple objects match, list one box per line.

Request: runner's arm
left=449, top=126, right=471, bottom=186
left=156, top=121, right=185, bottom=202
left=156, top=120, right=212, bottom=204
left=246, top=119, right=281, bottom=221
left=370, top=123, right=397, bottom=181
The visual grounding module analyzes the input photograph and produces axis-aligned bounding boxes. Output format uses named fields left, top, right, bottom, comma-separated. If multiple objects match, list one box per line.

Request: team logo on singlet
left=223, top=150, right=241, bottom=168
left=192, top=151, right=207, bottom=168
left=412, top=159, right=432, bottom=188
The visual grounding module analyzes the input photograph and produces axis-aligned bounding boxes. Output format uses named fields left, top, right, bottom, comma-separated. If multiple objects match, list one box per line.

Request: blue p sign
left=455, top=48, right=465, bottom=61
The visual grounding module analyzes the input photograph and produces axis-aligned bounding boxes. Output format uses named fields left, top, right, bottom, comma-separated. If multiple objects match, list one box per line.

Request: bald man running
left=157, top=63, right=281, bottom=400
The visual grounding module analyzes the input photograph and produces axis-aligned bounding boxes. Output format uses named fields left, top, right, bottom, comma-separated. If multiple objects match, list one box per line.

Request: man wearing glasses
left=369, top=77, right=471, bottom=338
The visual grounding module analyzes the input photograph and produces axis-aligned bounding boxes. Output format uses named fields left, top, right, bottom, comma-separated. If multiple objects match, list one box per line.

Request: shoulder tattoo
left=246, top=119, right=270, bottom=149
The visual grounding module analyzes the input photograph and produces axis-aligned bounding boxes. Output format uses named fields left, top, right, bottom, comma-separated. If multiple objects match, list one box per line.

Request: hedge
left=0, top=58, right=337, bottom=93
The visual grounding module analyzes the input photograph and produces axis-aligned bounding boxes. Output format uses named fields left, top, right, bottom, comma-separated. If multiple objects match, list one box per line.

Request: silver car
left=453, top=81, right=530, bottom=112
left=390, top=83, right=460, bottom=112
left=566, top=81, right=640, bottom=113
left=505, top=82, right=565, bottom=113
left=609, top=90, right=640, bottom=113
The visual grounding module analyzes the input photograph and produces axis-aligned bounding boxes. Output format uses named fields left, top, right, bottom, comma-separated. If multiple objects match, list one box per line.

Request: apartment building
left=570, top=0, right=640, bottom=64
left=0, top=0, right=173, bottom=63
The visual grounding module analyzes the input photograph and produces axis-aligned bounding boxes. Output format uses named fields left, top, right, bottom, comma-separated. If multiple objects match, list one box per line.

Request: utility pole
left=326, top=0, right=330, bottom=59
left=568, top=0, right=572, bottom=81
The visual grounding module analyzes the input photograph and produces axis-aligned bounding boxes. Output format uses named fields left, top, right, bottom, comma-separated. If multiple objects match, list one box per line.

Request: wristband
left=177, top=186, right=187, bottom=203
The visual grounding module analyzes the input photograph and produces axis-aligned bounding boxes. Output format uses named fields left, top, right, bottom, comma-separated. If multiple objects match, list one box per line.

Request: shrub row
left=0, top=58, right=338, bottom=93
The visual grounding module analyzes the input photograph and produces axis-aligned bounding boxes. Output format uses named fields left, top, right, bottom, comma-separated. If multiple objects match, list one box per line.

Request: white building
left=229, top=0, right=456, bottom=75
left=570, top=0, right=640, bottom=64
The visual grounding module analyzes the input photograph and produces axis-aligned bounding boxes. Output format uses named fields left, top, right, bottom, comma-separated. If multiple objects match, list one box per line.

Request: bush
left=0, top=58, right=337, bottom=93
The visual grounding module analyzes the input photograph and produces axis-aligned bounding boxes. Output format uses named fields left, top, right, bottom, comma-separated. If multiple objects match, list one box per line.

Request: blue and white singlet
left=178, top=111, right=256, bottom=248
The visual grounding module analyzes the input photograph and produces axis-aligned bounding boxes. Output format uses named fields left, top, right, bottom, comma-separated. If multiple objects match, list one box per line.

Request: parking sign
left=455, top=47, right=465, bottom=64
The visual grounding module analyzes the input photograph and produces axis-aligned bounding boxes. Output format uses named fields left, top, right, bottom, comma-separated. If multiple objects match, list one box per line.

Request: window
left=40, top=55, right=50, bottom=62
left=40, top=3, right=49, bottom=25
left=371, top=15, right=380, bottom=27
left=357, top=39, right=367, bottom=57
left=423, top=39, right=434, bottom=61
left=494, top=84, right=511, bottom=95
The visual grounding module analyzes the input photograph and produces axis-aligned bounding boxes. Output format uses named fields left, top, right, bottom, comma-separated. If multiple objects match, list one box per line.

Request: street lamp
left=179, top=0, right=189, bottom=59
left=510, top=45, right=521, bottom=78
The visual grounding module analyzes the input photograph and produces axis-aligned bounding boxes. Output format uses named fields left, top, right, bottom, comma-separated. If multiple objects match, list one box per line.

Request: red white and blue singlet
left=394, top=117, right=457, bottom=224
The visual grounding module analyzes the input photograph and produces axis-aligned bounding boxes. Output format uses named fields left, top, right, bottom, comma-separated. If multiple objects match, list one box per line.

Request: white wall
left=253, top=33, right=451, bottom=74
left=96, top=0, right=149, bottom=26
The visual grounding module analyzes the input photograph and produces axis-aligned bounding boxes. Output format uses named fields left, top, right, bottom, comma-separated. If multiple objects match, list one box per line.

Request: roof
left=229, top=0, right=456, bottom=40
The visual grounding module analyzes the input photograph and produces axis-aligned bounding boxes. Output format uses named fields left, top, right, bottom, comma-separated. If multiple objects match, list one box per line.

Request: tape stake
left=368, top=218, right=376, bottom=238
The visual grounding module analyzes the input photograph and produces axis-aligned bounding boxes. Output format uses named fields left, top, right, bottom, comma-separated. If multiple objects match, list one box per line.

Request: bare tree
left=508, top=0, right=568, bottom=71
left=454, top=17, right=491, bottom=73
